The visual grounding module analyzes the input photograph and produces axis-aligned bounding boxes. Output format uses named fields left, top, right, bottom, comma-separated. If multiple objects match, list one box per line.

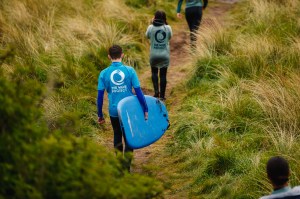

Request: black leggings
left=185, top=6, right=203, bottom=45
left=110, top=116, right=133, bottom=153
left=110, top=116, right=133, bottom=171
left=151, top=67, right=168, bottom=99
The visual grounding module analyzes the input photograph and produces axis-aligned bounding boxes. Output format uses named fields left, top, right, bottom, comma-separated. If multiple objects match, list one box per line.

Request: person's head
left=266, top=156, right=290, bottom=188
left=154, top=10, right=168, bottom=25
left=108, top=45, right=123, bottom=60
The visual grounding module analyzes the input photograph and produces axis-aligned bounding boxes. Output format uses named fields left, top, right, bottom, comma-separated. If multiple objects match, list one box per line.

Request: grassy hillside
left=3, top=0, right=300, bottom=198
left=170, top=0, right=300, bottom=198
left=0, top=0, right=176, bottom=198
left=0, top=0, right=175, bottom=138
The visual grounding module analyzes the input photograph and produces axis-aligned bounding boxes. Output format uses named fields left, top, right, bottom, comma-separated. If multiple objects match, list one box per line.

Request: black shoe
left=160, top=97, right=166, bottom=102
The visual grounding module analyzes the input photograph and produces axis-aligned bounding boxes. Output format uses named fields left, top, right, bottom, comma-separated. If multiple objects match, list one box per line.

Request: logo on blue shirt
left=110, top=70, right=125, bottom=85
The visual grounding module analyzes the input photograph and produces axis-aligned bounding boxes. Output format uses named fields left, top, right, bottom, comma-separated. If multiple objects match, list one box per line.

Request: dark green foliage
left=33, top=66, right=48, bottom=83
left=204, top=151, right=237, bottom=177
left=174, top=121, right=211, bottom=150
left=125, top=0, right=150, bottom=8
left=242, top=1, right=300, bottom=44
left=0, top=45, right=15, bottom=65
left=56, top=111, right=80, bottom=134
left=59, top=47, right=108, bottom=90
left=122, top=43, right=145, bottom=68
left=0, top=67, right=44, bottom=140
left=124, top=0, right=177, bottom=21
left=196, top=179, right=218, bottom=194
left=79, top=47, right=109, bottom=72
left=0, top=67, right=163, bottom=198
left=187, top=57, right=225, bottom=88
left=233, top=195, right=253, bottom=199
left=1, top=1, right=169, bottom=198
left=219, top=97, right=263, bottom=135
left=21, top=58, right=49, bottom=83
left=169, top=0, right=300, bottom=197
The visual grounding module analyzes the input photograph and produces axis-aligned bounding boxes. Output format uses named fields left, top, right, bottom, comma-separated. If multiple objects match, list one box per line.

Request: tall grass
left=170, top=0, right=300, bottom=198
left=0, top=0, right=172, bottom=138
left=1, top=0, right=180, bottom=197
left=193, top=18, right=234, bottom=58
left=246, top=74, right=300, bottom=151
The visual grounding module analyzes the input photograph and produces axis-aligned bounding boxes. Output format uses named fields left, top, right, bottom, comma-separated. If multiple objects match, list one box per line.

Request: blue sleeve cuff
left=134, top=87, right=148, bottom=113
left=97, top=90, right=105, bottom=118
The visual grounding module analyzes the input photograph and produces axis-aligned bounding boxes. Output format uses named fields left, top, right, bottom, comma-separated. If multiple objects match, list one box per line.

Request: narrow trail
left=132, top=22, right=190, bottom=172
left=96, top=0, right=240, bottom=197
left=132, top=0, right=240, bottom=197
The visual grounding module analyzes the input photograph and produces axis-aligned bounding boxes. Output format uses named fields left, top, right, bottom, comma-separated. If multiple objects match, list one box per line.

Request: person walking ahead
left=177, top=0, right=208, bottom=47
left=97, top=45, right=148, bottom=171
left=146, top=10, right=172, bottom=101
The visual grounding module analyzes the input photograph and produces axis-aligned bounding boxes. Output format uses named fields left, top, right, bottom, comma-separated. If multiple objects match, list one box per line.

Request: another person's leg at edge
left=110, top=116, right=133, bottom=172
left=151, top=67, right=159, bottom=97
left=159, top=67, right=167, bottom=100
left=185, top=6, right=203, bottom=48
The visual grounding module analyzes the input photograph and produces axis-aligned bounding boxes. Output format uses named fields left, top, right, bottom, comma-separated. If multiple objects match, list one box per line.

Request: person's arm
left=168, top=26, right=173, bottom=39
left=176, top=0, right=184, bottom=13
left=145, top=25, right=152, bottom=39
left=203, top=0, right=208, bottom=9
left=134, top=87, right=148, bottom=120
left=97, top=89, right=105, bottom=124
left=176, top=0, right=184, bottom=18
left=130, top=67, right=148, bottom=119
left=97, top=70, right=106, bottom=124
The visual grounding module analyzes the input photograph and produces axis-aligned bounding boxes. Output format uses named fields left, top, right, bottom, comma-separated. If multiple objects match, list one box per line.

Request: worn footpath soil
left=97, top=0, right=240, bottom=198
left=131, top=0, right=240, bottom=198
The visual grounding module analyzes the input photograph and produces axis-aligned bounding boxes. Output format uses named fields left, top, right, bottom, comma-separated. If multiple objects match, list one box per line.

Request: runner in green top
left=177, top=0, right=208, bottom=48
left=146, top=10, right=172, bottom=101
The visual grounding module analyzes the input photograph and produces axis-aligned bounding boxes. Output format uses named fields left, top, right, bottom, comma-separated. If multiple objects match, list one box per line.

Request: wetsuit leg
left=159, top=67, right=168, bottom=99
left=151, top=67, right=159, bottom=97
left=110, top=116, right=133, bottom=172
left=123, top=129, right=133, bottom=172
left=185, top=6, right=203, bottom=46
left=110, top=116, right=123, bottom=152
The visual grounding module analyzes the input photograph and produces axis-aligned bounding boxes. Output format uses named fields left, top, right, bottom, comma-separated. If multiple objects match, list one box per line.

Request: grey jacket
left=146, top=21, right=172, bottom=68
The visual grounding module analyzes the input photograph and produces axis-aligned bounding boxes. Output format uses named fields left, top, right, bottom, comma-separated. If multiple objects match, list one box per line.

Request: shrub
left=0, top=66, right=163, bottom=198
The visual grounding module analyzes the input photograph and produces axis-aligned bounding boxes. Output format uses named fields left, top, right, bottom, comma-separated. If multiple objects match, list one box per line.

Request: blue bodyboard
left=117, top=95, right=169, bottom=149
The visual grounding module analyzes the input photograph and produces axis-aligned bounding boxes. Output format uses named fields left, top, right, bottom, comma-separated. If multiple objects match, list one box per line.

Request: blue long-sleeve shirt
left=97, top=62, right=148, bottom=118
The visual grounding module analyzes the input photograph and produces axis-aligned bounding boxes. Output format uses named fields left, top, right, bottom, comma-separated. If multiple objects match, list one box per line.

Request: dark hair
left=154, top=10, right=168, bottom=25
left=267, top=156, right=290, bottom=186
left=109, top=45, right=123, bottom=59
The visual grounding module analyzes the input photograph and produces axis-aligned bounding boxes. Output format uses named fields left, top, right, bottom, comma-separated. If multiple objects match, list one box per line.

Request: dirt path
left=131, top=0, right=240, bottom=197
left=132, top=20, right=190, bottom=171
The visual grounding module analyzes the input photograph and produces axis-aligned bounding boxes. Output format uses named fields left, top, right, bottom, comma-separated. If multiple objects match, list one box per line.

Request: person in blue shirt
left=260, top=156, right=300, bottom=199
left=97, top=45, right=148, bottom=172
left=176, top=0, right=208, bottom=48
